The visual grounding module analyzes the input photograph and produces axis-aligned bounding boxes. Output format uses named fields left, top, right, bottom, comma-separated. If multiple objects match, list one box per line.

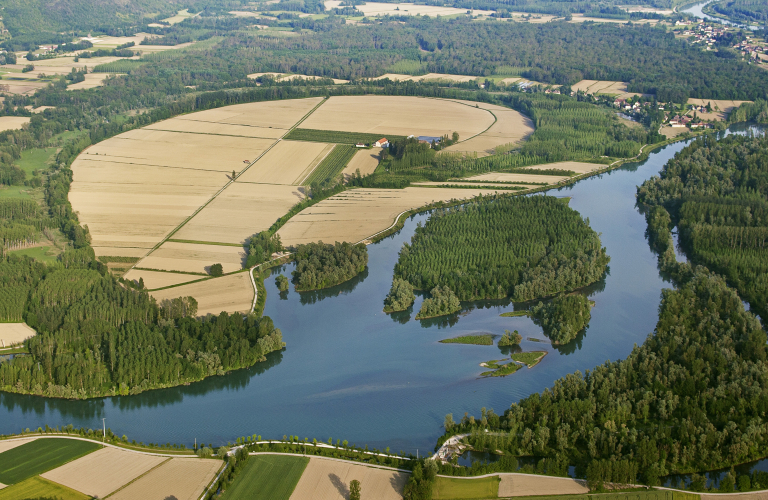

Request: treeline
left=392, top=195, right=609, bottom=302
left=415, top=285, right=461, bottom=319
left=530, top=293, right=592, bottom=344
left=637, top=134, right=768, bottom=321
left=441, top=266, right=767, bottom=483
left=291, top=241, right=368, bottom=291
left=712, top=0, right=768, bottom=23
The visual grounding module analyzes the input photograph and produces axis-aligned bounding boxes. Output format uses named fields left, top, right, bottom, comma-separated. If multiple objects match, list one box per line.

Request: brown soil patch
left=0, top=324, right=36, bottom=347
left=41, top=447, right=166, bottom=499
left=149, top=272, right=253, bottom=315
left=108, top=457, right=221, bottom=500
left=290, top=457, right=407, bottom=500
left=498, top=474, right=589, bottom=497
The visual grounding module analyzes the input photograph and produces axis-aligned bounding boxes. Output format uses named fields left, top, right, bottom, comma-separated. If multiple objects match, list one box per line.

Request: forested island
left=291, top=241, right=368, bottom=291
left=530, top=294, right=593, bottom=345
left=637, top=134, right=768, bottom=322
left=390, top=195, right=608, bottom=323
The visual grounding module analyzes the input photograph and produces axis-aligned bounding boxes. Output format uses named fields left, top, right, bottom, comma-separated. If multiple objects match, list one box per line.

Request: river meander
left=0, top=125, right=763, bottom=460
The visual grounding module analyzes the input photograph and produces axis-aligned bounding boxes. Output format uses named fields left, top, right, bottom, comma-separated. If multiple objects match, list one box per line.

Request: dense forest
left=392, top=195, right=609, bottom=303
left=383, top=277, right=416, bottom=313
left=415, top=285, right=462, bottom=319
left=711, top=0, right=768, bottom=24
left=637, top=134, right=768, bottom=322
left=291, top=241, right=368, bottom=291
left=530, top=293, right=592, bottom=344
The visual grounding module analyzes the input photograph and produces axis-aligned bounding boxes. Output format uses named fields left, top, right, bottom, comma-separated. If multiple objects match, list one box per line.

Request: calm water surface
left=0, top=126, right=762, bottom=459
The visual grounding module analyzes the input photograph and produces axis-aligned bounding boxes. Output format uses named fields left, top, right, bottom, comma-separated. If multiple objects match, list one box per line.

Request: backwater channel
left=0, top=124, right=765, bottom=479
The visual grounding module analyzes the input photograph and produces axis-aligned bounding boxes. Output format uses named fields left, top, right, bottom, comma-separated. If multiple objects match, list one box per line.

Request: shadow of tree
left=329, top=473, right=349, bottom=498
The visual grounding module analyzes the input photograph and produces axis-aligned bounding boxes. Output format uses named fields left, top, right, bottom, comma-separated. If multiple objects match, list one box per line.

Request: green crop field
left=303, top=145, right=357, bottom=186
left=432, top=475, right=500, bottom=499
left=0, top=438, right=100, bottom=485
left=286, top=128, right=407, bottom=145
left=0, top=186, right=34, bottom=200
left=439, top=334, right=494, bottom=345
left=14, top=147, right=56, bottom=175
left=510, top=351, right=546, bottom=367
left=221, top=455, right=309, bottom=500
left=0, top=476, right=88, bottom=500
left=8, top=246, right=60, bottom=264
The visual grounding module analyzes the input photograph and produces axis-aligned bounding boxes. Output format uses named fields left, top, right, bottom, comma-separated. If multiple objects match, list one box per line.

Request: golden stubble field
left=300, top=95, right=495, bottom=139
left=498, top=473, right=589, bottom=497
left=0, top=437, right=37, bottom=454
left=343, top=148, right=381, bottom=179
left=138, top=241, right=245, bottom=275
left=149, top=272, right=253, bottom=316
left=0, top=116, right=30, bottom=132
left=40, top=447, right=167, bottom=499
left=290, top=457, right=408, bottom=500
left=122, top=269, right=205, bottom=290
left=0, top=323, right=37, bottom=347
left=108, top=457, right=221, bottom=500
left=236, top=140, right=333, bottom=185
left=444, top=101, right=534, bottom=155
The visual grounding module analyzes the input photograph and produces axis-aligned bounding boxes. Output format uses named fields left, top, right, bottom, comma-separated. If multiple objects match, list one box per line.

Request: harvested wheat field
left=324, top=0, right=487, bottom=16
left=150, top=272, right=253, bottom=315
left=412, top=182, right=532, bottom=189
left=66, top=73, right=123, bottom=91
left=521, top=161, right=603, bottom=174
left=41, top=447, right=167, bottom=499
left=123, top=269, right=207, bottom=290
left=687, top=98, right=749, bottom=121
left=373, top=73, right=479, bottom=84
left=109, top=457, right=221, bottom=500
left=0, top=438, right=37, bottom=454
left=145, top=118, right=285, bottom=139
left=138, top=241, right=245, bottom=274
left=92, top=246, right=155, bottom=259
left=0, top=323, right=36, bottom=347
left=237, top=140, right=332, bottom=185
left=174, top=183, right=304, bottom=244
left=290, top=457, right=407, bottom=500
left=278, top=186, right=498, bottom=245
left=0, top=117, right=30, bottom=132
left=660, top=126, right=690, bottom=139
left=343, top=148, right=381, bottom=179
left=466, top=172, right=570, bottom=184
left=300, top=96, right=494, bottom=139
left=444, top=106, right=533, bottom=155
left=70, top=161, right=225, bottom=250
left=572, top=80, right=628, bottom=95
left=0, top=80, right=47, bottom=95
left=498, top=473, right=589, bottom=497
left=174, top=98, right=322, bottom=131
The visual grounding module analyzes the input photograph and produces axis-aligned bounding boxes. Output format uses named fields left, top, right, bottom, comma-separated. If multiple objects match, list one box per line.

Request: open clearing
left=0, top=476, right=88, bottom=500
left=290, top=457, right=407, bottom=500
left=248, top=72, right=349, bottom=84
left=343, top=148, right=381, bottom=179
left=573, top=80, right=628, bottom=95
left=0, top=438, right=99, bottom=485
left=150, top=272, right=253, bottom=315
left=300, top=96, right=495, bottom=139
left=433, top=476, right=499, bottom=499
left=109, top=457, right=221, bottom=500
left=237, top=140, right=332, bottom=185
left=324, top=0, right=491, bottom=16
left=123, top=269, right=208, bottom=290
left=221, top=455, right=308, bottom=500
left=0, top=117, right=30, bottom=132
left=0, top=323, right=36, bottom=347
left=173, top=183, right=304, bottom=245
left=41, top=447, right=167, bottom=499
left=138, top=241, right=245, bottom=274
left=277, top=186, right=499, bottom=245
left=498, top=473, right=589, bottom=496
left=66, top=73, right=122, bottom=91
left=660, top=126, right=691, bottom=139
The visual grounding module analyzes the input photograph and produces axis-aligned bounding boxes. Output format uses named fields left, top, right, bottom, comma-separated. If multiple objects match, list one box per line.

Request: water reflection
left=294, top=267, right=370, bottom=305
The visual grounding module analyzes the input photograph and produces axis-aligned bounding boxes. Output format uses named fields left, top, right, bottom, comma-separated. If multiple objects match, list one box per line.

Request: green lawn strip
left=500, top=311, right=530, bottom=317
left=8, top=246, right=60, bottom=264
left=0, top=186, right=35, bottom=200
left=0, top=476, right=88, bottom=500
left=220, top=455, right=309, bottom=500
left=0, top=438, right=101, bottom=484
left=432, top=475, right=500, bottom=499
left=480, top=359, right=521, bottom=377
left=440, top=334, right=494, bottom=345
left=14, top=147, right=56, bottom=175
left=166, top=238, right=244, bottom=247
left=303, top=144, right=357, bottom=185
left=286, top=128, right=407, bottom=144
left=510, top=351, right=547, bottom=368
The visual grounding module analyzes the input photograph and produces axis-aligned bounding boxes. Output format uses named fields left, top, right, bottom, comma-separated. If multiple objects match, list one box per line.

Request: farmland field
left=149, top=272, right=253, bottom=315
left=0, top=117, right=30, bottom=133
left=221, top=455, right=308, bottom=500
left=520, top=161, right=603, bottom=174
left=137, top=241, right=245, bottom=275
left=342, top=148, right=381, bottom=179
left=464, top=172, right=571, bottom=184
left=687, top=98, right=749, bottom=121
left=323, top=0, right=491, bottom=17
left=108, top=457, right=221, bottom=500
left=172, top=183, right=304, bottom=245
left=122, top=269, right=209, bottom=290
left=0, top=476, right=88, bottom=500
left=0, top=438, right=36, bottom=454
left=289, top=457, right=407, bottom=500
left=41, top=447, right=167, bottom=499
left=285, top=129, right=407, bottom=145
left=66, top=73, right=122, bottom=91
left=300, top=96, right=495, bottom=139
left=444, top=102, right=534, bottom=156
left=14, top=147, right=56, bottom=175
left=432, top=476, right=500, bottom=499
left=0, top=438, right=100, bottom=485
left=0, top=323, right=36, bottom=347
left=497, top=474, right=589, bottom=497
left=277, top=186, right=500, bottom=246
left=303, top=145, right=357, bottom=185
left=237, top=140, right=332, bottom=185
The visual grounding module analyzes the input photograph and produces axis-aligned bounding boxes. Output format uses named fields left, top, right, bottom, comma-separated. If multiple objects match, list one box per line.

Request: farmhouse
left=374, top=138, right=389, bottom=147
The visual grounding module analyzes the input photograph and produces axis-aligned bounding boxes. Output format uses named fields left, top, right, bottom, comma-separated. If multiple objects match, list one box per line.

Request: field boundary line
left=434, top=97, right=498, bottom=144
left=102, top=457, right=172, bottom=499
left=297, top=143, right=336, bottom=185
left=0, top=435, right=197, bottom=458
left=356, top=208, right=411, bottom=245
left=247, top=451, right=412, bottom=473
left=139, top=127, right=280, bottom=140
left=199, top=461, right=227, bottom=500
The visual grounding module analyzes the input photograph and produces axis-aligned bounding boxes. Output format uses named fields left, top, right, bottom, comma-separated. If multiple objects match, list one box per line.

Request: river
left=680, top=0, right=759, bottom=29
left=0, top=125, right=764, bottom=470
